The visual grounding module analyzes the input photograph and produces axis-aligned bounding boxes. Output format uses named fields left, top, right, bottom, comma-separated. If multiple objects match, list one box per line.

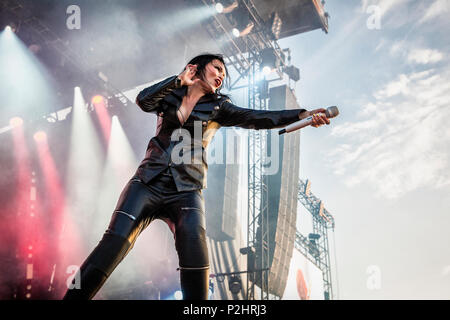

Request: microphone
left=278, top=106, right=339, bottom=135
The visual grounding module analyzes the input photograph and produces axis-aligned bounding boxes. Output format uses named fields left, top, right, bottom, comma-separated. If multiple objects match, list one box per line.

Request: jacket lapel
left=169, top=87, right=219, bottom=112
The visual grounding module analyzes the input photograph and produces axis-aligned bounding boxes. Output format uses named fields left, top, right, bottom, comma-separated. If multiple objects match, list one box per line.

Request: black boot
left=62, top=233, right=132, bottom=300
left=63, top=264, right=108, bottom=300
left=179, top=267, right=210, bottom=300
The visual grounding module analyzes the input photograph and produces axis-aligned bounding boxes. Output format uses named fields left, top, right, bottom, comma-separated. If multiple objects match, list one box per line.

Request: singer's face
left=198, top=59, right=226, bottom=92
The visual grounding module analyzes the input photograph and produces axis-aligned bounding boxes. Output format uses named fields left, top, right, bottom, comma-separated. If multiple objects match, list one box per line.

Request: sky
left=278, top=0, right=450, bottom=299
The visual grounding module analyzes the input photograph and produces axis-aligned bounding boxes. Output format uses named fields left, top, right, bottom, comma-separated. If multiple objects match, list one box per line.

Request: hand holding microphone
left=279, top=106, right=339, bottom=135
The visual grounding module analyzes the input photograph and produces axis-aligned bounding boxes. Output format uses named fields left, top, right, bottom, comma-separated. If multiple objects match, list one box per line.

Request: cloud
left=358, top=103, right=378, bottom=117
left=420, top=0, right=450, bottom=24
left=442, top=265, right=450, bottom=277
left=407, top=49, right=444, bottom=65
left=389, top=40, right=445, bottom=66
left=329, top=66, right=450, bottom=199
left=361, top=0, right=414, bottom=27
left=374, top=74, right=411, bottom=98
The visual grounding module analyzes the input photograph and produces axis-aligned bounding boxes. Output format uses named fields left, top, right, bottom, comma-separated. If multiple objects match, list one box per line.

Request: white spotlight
left=174, top=290, right=183, bottom=300
left=215, top=3, right=224, bottom=13
left=5, top=26, right=12, bottom=32
left=262, top=66, right=272, bottom=76
left=232, top=28, right=240, bottom=38
left=10, top=117, right=23, bottom=128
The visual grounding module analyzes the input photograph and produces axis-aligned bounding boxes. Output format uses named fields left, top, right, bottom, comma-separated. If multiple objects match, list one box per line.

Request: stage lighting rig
left=260, top=47, right=284, bottom=75
left=2, top=21, right=19, bottom=33
left=215, top=2, right=224, bottom=12
left=240, top=246, right=256, bottom=272
left=228, top=1, right=254, bottom=38
left=215, top=0, right=238, bottom=14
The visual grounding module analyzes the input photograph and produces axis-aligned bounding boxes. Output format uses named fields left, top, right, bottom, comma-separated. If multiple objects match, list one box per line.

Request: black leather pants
left=63, top=168, right=209, bottom=300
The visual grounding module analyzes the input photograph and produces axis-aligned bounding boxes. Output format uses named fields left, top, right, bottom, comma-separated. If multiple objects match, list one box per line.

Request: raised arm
left=135, top=75, right=182, bottom=113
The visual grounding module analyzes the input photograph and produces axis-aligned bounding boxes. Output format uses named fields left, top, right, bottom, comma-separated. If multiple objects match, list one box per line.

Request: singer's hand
left=302, top=108, right=330, bottom=128
left=178, top=64, right=198, bottom=86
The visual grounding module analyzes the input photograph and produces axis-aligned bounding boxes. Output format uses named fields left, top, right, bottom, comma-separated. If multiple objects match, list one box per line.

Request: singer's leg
left=168, top=191, right=210, bottom=300
left=63, top=177, right=160, bottom=300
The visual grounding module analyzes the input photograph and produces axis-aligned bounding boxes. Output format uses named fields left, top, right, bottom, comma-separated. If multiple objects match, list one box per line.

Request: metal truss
left=296, top=178, right=335, bottom=299
left=246, top=55, right=270, bottom=300
left=199, top=0, right=288, bottom=86
left=2, top=0, right=132, bottom=111
left=198, top=0, right=304, bottom=300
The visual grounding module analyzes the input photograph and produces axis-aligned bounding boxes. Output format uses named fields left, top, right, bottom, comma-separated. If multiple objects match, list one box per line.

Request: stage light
left=267, top=12, right=282, bottom=40
left=33, top=131, right=47, bottom=142
left=174, top=290, right=183, bottom=300
left=308, top=241, right=320, bottom=258
left=260, top=48, right=279, bottom=75
left=229, top=3, right=254, bottom=38
left=215, top=3, right=224, bottom=13
left=240, top=246, right=256, bottom=272
left=284, top=65, right=300, bottom=82
left=262, top=66, right=272, bottom=76
left=308, top=233, right=321, bottom=240
left=232, top=21, right=254, bottom=38
left=228, top=274, right=242, bottom=294
left=91, top=95, right=104, bottom=105
left=9, top=117, right=23, bottom=127
left=4, top=21, right=18, bottom=34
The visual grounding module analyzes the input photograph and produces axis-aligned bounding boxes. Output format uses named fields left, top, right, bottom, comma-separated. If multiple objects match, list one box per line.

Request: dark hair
left=183, top=53, right=230, bottom=98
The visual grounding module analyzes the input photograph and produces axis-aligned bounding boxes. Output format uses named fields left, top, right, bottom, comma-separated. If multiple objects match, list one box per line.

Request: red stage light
left=92, top=95, right=104, bottom=105
left=91, top=94, right=111, bottom=141
left=33, top=131, right=47, bottom=142
left=10, top=117, right=23, bottom=127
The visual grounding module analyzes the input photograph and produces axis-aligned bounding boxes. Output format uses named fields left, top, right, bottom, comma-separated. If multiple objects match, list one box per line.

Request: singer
left=63, top=53, right=330, bottom=300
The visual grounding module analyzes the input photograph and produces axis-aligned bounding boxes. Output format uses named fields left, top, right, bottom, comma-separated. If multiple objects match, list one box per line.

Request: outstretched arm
left=215, top=100, right=329, bottom=130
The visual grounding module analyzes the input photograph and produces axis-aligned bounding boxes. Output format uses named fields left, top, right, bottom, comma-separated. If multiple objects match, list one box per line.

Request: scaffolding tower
left=296, top=179, right=335, bottom=299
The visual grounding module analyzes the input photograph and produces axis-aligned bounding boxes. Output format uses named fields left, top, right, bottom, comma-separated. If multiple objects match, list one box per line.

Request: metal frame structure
left=199, top=0, right=336, bottom=300
left=296, top=178, right=335, bottom=300
left=199, top=0, right=290, bottom=300
left=246, top=55, right=270, bottom=300
left=2, top=0, right=133, bottom=118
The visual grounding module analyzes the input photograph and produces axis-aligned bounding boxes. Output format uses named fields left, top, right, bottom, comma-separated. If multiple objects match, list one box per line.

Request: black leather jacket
left=135, top=75, right=305, bottom=191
